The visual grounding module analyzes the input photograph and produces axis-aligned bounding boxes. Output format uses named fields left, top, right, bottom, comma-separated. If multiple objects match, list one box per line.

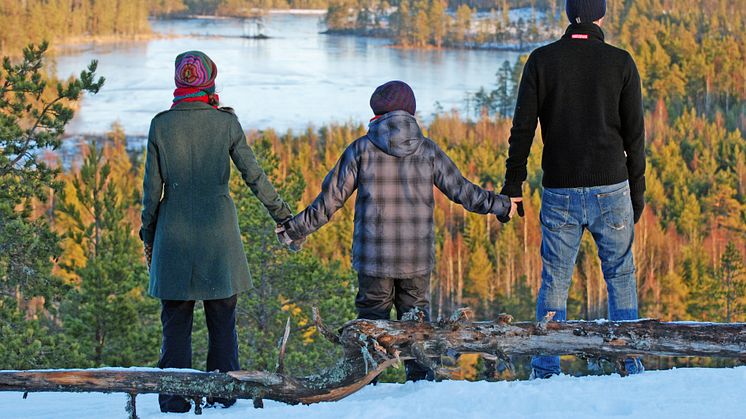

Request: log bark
left=1, top=311, right=745, bottom=416
left=343, top=312, right=746, bottom=361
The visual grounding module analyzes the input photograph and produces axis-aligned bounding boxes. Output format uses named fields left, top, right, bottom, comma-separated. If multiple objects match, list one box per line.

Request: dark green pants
left=355, top=273, right=433, bottom=381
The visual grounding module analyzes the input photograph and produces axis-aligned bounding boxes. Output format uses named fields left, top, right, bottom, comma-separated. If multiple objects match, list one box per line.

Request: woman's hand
left=276, top=223, right=294, bottom=246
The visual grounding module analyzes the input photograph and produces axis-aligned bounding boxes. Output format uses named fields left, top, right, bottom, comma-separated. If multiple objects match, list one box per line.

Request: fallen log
left=347, top=310, right=746, bottom=362
left=1, top=310, right=745, bottom=418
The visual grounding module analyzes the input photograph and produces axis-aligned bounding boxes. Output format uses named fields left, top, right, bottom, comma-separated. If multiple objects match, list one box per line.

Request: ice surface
left=52, top=15, right=522, bottom=136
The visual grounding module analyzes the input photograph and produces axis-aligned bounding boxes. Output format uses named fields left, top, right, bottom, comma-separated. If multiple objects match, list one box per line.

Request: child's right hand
left=497, top=197, right=523, bottom=223
left=510, top=198, right=524, bottom=218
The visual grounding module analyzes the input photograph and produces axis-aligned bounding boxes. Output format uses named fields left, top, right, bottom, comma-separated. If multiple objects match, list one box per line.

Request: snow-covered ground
left=2, top=367, right=744, bottom=418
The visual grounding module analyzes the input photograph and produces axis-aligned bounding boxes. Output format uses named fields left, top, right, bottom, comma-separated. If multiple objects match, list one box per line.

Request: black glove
left=633, top=201, right=644, bottom=224
left=495, top=194, right=523, bottom=223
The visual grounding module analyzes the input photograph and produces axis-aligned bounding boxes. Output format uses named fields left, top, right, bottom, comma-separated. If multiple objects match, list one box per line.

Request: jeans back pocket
left=596, top=186, right=632, bottom=230
left=540, top=189, right=570, bottom=230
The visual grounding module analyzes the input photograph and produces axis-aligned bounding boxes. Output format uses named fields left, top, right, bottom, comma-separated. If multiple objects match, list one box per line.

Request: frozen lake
left=53, top=13, right=521, bottom=135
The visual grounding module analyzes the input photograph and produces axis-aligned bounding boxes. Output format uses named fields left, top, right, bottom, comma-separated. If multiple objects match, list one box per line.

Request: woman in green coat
left=140, top=51, right=292, bottom=413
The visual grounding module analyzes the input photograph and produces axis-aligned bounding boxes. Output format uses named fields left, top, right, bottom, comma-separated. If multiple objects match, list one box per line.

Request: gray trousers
left=355, top=273, right=431, bottom=321
left=355, top=273, right=433, bottom=381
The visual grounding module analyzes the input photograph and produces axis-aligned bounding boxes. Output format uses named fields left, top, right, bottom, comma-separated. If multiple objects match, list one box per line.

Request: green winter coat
left=140, top=101, right=291, bottom=300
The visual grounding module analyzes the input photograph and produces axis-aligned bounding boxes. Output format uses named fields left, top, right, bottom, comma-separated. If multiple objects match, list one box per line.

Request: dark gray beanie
left=370, top=80, right=416, bottom=116
left=566, top=0, right=606, bottom=24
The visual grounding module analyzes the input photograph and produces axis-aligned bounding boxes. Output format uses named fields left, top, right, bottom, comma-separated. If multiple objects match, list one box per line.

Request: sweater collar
left=170, top=101, right=215, bottom=111
left=562, top=23, right=605, bottom=42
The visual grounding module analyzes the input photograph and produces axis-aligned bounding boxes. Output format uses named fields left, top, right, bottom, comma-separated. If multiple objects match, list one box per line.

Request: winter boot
left=529, top=369, right=558, bottom=380
left=205, top=396, right=237, bottom=409
left=405, top=361, right=435, bottom=382
left=159, top=395, right=192, bottom=413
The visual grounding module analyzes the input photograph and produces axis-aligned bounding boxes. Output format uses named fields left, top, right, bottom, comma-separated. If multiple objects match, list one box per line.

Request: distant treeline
left=324, top=0, right=566, bottom=49
left=156, top=0, right=559, bottom=16
left=0, top=0, right=150, bottom=52
left=0, top=0, right=323, bottom=52
left=0, top=0, right=589, bottom=53
left=151, top=0, right=329, bottom=17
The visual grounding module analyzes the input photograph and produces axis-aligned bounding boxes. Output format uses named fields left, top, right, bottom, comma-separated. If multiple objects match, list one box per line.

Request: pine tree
left=452, top=4, right=473, bottom=46
left=495, top=60, right=514, bottom=117
left=428, top=0, right=447, bottom=48
left=220, top=135, right=357, bottom=374
left=719, top=241, right=745, bottom=322
left=55, top=140, right=159, bottom=367
left=395, top=0, right=413, bottom=46
left=0, top=43, right=102, bottom=368
left=412, top=0, right=430, bottom=47
left=150, top=0, right=188, bottom=18
left=466, top=241, right=493, bottom=312
left=683, top=244, right=720, bottom=321
left=501, top=0, right=510, bottom=28
left=659, top=271, right=689, bottom=321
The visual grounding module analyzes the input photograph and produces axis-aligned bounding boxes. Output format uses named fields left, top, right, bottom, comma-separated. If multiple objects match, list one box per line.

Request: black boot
left=205, top=397, right=237, bottom=409
left=159, top=395, right=191, bottom=413
left=405, top=361, right=435, bottom=382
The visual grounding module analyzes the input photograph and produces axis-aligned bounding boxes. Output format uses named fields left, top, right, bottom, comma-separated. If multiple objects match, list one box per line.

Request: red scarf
left=172, top=87, right=220, bottom=108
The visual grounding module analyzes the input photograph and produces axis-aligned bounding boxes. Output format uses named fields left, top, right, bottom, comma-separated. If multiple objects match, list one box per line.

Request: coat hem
left=148, top=285, right=249, bottom=301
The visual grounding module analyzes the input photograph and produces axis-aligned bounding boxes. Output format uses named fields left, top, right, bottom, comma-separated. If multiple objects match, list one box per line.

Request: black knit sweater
left=501, top=23, right=646, bottom=222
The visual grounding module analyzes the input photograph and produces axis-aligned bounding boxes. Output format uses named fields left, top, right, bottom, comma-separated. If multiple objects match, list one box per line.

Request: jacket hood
left=367, top=110, right=424, bottom=158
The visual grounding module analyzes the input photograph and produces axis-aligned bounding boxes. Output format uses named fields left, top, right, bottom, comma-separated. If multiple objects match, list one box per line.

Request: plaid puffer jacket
left=285, top=110, right=511, bottom=277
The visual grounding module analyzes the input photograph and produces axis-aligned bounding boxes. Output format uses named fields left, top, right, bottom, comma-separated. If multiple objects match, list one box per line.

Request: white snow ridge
left=1, top=366, right=744, bottom=418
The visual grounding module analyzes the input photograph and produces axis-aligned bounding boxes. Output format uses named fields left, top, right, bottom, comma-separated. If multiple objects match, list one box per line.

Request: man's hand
left=512, top=197, right=525, bottom=218
left=143, top=243, right=153, bottom=271
left=497, top=196, right=525, bottom=223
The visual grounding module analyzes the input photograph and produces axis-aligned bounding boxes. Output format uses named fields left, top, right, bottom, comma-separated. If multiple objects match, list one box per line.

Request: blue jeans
left=531, top=180, right=643, bottom=377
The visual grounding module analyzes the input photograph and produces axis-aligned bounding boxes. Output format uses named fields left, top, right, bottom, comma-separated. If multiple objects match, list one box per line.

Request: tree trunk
left=1, top=311, right=745, bottom=416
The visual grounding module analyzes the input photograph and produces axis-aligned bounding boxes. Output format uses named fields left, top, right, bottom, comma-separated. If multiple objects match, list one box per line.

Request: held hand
left=288, top=236, right=306, bottom=253
left=497, top=195, right=524, bottom=223
left=275, top=223, right=294, bottom=246
left=143, top=243, right=153, bottom=271
left=512, top=198, right=525, bottom=218
left=508, top=200, right=518, bottom=218
left=276, top=222, right=306, bottom=252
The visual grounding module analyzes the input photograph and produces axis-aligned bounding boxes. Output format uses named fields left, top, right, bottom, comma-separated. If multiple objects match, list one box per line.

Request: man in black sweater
left=501, top=0, right=646, bottom=378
